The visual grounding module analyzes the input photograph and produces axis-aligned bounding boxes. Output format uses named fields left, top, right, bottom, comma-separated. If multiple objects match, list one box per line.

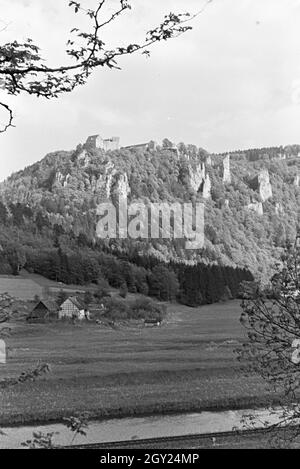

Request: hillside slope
left=0, top=139, right=299, bottom=282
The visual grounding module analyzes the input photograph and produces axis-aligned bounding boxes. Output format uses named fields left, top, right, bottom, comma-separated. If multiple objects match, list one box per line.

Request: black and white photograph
left=0, top=0, right=300, bottom=454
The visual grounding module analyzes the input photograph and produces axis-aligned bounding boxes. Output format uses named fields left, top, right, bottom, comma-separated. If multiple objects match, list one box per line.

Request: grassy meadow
left=0, top=299, right=276, bottom=426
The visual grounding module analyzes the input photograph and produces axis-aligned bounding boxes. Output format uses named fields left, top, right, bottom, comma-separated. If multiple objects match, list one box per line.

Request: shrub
left=129, top=297, right=166, bottom=321
left=119, top=282, right=128, bottom=298
left=102, top=298, right=129, bottom=320
left=94, top=278, right=110, bottom=301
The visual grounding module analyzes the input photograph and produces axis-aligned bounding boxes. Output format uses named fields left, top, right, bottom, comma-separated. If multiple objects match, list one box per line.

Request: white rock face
left=90, top=161, right=116, bottom=198
left=258, top=169, right=272, bottom=202
left=206, top=155, right=212, bottom=166
left=105, top=167, right=117, bottom=199
left=275, top=203, right=283, bottom=215
left=55, top=171, right=64, bottom=185
left=202, top=174, right=211, bottom=199
left=294, top=174, right=299, bottom=187
left=251, top=169, right=272, bottom=202
left=222, top=154, right=231, bottom=184
left=63, top=174, right=71, bottom=187
left=189, top=163, right=206, bottom=192
left=115, top=173, right=131, bottom=199
left=247, top=201, right=264, bottom=216
left=78, top=149, right=90, bottom=167
left=0, top=339, right=6, bottom=364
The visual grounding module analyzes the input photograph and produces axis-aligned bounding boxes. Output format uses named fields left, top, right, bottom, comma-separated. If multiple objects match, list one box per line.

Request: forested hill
left=0, top=138, right=299, bottom=289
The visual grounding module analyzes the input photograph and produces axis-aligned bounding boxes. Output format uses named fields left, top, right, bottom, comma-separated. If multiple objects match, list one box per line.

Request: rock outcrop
left=222, top=154, right=231, bottom=184
left=90, top=161, right=117, bottom=199
left=189, top=163, right=206, bottom=192
left=250, top=169, right=272, bottom=202
left=202, top=174, right=211, bottom=199
left=206, top=155, right=212, bottom=166
left=114, top=173, right=131, bottom=199
left=55, top=171, right=64, bottom=185
left=77, top=149, right=90, bottom=167
left=63, top=174, right=71, bottom=187
left=247, top=201, right=264, bottom=216
left=294, top=174, right=299, bottom=187
left=187, top=162, right=211, bottom=199
left=104, top=164, right=117, bottom=198
left=275, top=203, right=283, bottom=215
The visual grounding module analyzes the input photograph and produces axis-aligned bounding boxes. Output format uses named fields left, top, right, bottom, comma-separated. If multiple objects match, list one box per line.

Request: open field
left=0, top=300, right=277, bottom=426
left=0, top=276, right=44, bottom=301
left=0, top=271, right=93, bottom=300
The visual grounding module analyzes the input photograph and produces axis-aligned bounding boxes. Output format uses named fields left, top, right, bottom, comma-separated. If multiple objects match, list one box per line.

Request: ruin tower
left=85, top=134, right=120, bottom=152
left=85, top=135, right=104, bottom=149
left=102, top=136, right=120, bottom=152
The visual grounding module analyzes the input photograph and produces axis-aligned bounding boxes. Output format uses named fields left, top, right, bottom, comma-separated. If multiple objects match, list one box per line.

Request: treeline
left=20, top=243, right=252, bottom=307
left=176, top=263, right=253, bottom=306
left=217, top=144, right=300, bottom=162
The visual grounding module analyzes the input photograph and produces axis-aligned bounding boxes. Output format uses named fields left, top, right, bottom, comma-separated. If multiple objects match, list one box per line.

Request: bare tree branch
left=0, top=0, right=213, bottom=124
left=0, top=101, right=13, bottom=132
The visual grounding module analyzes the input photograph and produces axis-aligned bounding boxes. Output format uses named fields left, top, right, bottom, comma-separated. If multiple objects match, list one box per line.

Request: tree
left=83, top=290, right=93, bottom=308
left=94, top=277, right=110, bottom=301
left=57, top=289, right=68, bottom=306
left=5, top=242, right=26, bottom=275
left=162, top=138, right=174, bottom=149
left=0, top=0, right=206, bottom=132
left=238, top=242, right=300, bottom=446
left=148, top=265, right=179, bottom=301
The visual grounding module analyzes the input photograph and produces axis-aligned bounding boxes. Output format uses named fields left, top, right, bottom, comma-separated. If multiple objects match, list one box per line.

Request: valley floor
left=0, top=301, right=277, bottom=426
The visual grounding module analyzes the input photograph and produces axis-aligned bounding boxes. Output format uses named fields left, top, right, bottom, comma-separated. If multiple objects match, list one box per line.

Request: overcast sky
left=1, top=0, right=300, bottom=180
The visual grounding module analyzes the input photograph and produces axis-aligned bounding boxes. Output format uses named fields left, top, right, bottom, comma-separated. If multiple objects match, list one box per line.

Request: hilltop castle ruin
left=85, top=134, right=120, bottom=152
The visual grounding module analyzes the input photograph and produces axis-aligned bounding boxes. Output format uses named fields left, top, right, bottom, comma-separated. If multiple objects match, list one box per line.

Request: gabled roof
left=61, top=296, right=85, bottom=310
left=30, top=299, right=58, bottom=314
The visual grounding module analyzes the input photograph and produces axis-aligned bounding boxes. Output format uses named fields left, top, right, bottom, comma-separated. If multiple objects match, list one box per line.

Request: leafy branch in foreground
left=238, top=242, right=300, bottom=447
left=21, top=412, right=90, bottom=448
left=0, top=0, right=213, bottom=132
left=63, top=412, right=90, bottom=444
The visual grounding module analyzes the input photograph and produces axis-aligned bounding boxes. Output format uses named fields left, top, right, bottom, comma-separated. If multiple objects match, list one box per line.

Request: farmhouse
left=59, top=297, right=88, bottom=321
left=27, top=300, right=58, bottom=323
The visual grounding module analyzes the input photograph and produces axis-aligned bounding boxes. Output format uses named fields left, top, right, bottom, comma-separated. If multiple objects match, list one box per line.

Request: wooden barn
left=27, top=300, right=58, bottom=323
left=58, top=297, right=88, bottom=321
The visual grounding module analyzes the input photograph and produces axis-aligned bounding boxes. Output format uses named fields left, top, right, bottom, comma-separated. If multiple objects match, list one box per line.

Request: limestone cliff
left=114, top=173, right=131, bottom=199
left=202, top=174, right=211, bottom=199
left=188, top=163, right=205, bottom=192
left=247, top=201, right=264, bottom=216
left=222, top=154, right=231, bottom=184
left=250, top=169, right=272, bottom=202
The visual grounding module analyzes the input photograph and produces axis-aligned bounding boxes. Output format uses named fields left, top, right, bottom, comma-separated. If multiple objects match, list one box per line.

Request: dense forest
left=0, top=138, right=299, bottom=305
